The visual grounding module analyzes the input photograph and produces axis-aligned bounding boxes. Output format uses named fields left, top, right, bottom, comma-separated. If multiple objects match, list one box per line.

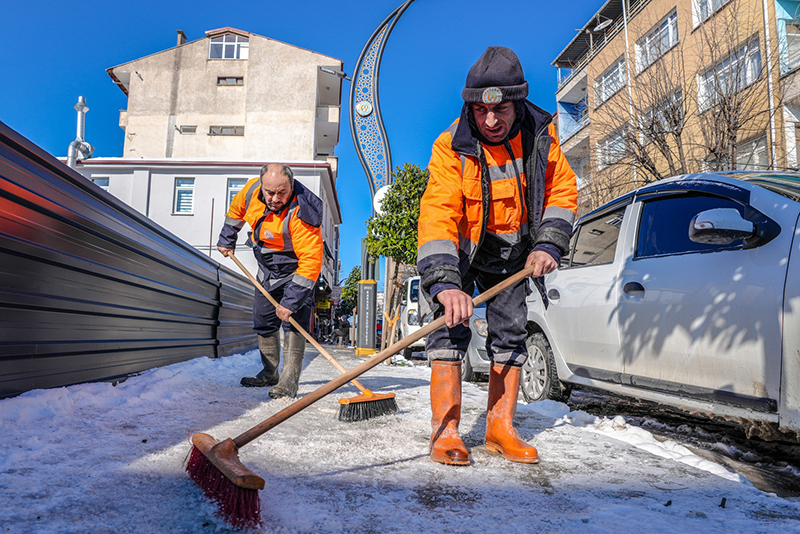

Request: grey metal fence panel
left=0, top=121, right=255, bottom=398
left=218, top=267, right=257, bottom=357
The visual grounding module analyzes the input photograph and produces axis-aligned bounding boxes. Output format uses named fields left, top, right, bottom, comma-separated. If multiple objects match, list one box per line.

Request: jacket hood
left=293, top=180, right=323, bottom=227
left=451, top=99, right=553, bottom=155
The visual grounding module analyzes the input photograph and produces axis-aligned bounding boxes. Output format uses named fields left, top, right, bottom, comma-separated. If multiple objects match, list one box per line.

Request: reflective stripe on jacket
left=217, top=177, right=323, bottom=313
left=417, top=100, right=577, bottom=298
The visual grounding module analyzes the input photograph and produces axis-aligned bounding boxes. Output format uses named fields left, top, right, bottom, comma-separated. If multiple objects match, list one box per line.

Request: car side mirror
left=689, top=208, right=755, bottom=245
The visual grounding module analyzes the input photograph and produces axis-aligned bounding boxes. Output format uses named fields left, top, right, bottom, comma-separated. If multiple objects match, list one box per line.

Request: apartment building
left=76, top=27, right=344, bottom=288
left=553, top=0, right=800, bottom=212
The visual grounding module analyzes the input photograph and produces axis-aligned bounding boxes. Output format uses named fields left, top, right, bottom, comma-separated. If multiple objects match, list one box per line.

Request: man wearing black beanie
left=417, top=46, right=577, bottom=466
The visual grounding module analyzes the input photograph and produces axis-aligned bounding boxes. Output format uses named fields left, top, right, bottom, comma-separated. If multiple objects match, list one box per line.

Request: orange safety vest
left=218, top=177, right=323, bottom=312
left=417, top=101, right=577, bottom=296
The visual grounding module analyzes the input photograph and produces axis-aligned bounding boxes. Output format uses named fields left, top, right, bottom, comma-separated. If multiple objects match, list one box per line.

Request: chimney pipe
left=177, top=30, right=187, bottom=46
left=66, top=96, right=94, bottom=168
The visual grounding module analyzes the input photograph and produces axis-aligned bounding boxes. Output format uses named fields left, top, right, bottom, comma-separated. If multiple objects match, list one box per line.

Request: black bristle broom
left=227, top=252, right=397, bottom=421
left=185, top=263, right=537, bottom=528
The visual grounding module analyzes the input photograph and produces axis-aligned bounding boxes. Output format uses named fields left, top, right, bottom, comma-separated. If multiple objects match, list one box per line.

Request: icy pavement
left=1, top=346, right=798, bottom=534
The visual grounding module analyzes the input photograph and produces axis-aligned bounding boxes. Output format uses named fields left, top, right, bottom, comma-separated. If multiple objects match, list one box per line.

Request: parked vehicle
left=522, top=172, right=800, bottom=439
left=521, top=172, right=800, bottom=441
left=463, top=302, right=489, bottom=381
left=398, top=276, right=427, bottom=358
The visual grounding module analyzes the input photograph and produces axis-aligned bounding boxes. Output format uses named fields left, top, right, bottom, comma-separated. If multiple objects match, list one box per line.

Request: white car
left=398, top=276, right=427, bottom=358
left=521, top=172, right=800, bottom=442
left=463, top=304, right=489, bottom=381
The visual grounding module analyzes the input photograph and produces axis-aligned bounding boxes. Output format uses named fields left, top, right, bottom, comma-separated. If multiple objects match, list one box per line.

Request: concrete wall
left=110, top=30, right=342, bottom=163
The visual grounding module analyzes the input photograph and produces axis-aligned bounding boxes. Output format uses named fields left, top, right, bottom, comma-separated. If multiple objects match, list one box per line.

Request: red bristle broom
left=227, top=252, right=398, bottom=421
left=186, top=262, right=538, bottom=528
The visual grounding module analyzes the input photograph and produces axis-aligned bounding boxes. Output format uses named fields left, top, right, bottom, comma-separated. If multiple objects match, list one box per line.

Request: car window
left=636, top=194, right=744, bottom=258
left=569, top=207, right=626, bottom=267
left=409, top=278, right=420, bottom=303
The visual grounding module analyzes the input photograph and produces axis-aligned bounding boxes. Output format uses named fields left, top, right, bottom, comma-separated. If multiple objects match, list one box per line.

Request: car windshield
left=409, top=279, right=419, bottom=303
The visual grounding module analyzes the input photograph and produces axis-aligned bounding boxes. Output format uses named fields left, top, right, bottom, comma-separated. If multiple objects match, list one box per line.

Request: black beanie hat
left=462, top=46, right=528, bottom=103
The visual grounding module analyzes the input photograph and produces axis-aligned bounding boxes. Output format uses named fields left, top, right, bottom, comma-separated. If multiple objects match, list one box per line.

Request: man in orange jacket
left=217, top=163, right=323, bottom=399
left=417, top=47, right=577, bottom=465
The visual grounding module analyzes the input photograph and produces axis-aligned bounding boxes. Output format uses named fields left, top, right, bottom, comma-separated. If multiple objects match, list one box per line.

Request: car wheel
left=521, top=332, right=571, bottom=403
left=461, top=354, right=475, bottom=382
left=403, top=347, right=414, bottom=359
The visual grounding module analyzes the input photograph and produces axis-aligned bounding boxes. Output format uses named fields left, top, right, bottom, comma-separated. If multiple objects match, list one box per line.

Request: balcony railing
left=561, top=114, right=590, bottom=143
left=556, top=0, right=650, bottom=90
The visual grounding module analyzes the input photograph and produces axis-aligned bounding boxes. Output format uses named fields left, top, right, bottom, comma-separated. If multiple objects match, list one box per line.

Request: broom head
left=186, top=432, right=264, bottom=528
left=337, top=390, right=398, bottom=422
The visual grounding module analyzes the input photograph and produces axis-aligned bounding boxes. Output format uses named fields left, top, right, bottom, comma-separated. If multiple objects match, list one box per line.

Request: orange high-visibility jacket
left=217, top=177, right=323, bottom=313
left=417, top=101, right=577, bottom=298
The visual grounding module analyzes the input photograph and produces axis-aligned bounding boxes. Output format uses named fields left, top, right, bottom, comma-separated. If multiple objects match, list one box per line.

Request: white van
left=398, top=275, right=427, bottom=358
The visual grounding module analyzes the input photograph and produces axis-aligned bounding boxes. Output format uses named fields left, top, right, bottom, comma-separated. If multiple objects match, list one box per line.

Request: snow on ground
left=1, top=347, right=799, bottom=534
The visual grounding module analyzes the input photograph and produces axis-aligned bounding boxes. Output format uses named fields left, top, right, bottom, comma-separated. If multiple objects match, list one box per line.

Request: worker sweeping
left=417, top=46, right=578, bottom=465
left=217, top=163, right=323, bottom=399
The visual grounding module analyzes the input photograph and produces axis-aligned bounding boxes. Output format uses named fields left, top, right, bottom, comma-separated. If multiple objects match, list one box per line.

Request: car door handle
left=547, top=289, right=560, bottom=301
left=623, top=281, right=645, bottom=296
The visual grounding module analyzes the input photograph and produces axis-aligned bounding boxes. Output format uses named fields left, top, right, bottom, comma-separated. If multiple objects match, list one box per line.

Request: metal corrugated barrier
left=0, top=121, right=256, bottom=398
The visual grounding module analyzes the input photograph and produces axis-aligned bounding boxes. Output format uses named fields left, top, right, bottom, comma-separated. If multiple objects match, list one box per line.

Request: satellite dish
left=594, top=18, right=612, bottom=32
left=373, top=184, right=391, bottom=215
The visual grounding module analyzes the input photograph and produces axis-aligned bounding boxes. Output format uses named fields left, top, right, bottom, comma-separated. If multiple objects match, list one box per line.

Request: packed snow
left=1, top=346, right=799, bottom=533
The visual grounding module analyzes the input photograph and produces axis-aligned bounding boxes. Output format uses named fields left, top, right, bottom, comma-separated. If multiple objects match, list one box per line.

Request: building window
left=636, top=10, right=679, bottom=73
left=639, top=90, right=683, bottom=144
left=595, top=58, right=626, bottom=106
left=703, top=136, right=768, bottom=170
left=173, top=178, right=195, bottom=214
left=179, top=125, right=197, bottom=134
left=217, top=76, right=244, bottom=86
left=697, top=39, right=761, bottom=111
left=785, top=20, right=800, bottom=73
left=227, top=178, right=247, bottom=206
left=778, top=0, right=800, bottom=75
left=209, top=34, right=249, bottom=60
left=91, top=177, right=109, bottom=191
left=735, top=136, right=769, bottom=170
left=597, top=130, right=627, bottom=170
left=209, top=125, right=245, bottom=136
left=695, top=0, right=730, bottom=25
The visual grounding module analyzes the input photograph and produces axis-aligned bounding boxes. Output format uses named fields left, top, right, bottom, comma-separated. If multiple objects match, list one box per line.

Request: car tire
left=403, top=347, right=414, bottom=359
left=521, top=332, right=571, bottom=403
left=461, top=353, right=475, bottom=382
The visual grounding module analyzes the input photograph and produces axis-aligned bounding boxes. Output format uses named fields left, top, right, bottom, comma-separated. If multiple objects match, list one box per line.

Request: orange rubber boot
left=485, top=363, right=539, bottom=463
left=429, top=360, right=470, bottom=466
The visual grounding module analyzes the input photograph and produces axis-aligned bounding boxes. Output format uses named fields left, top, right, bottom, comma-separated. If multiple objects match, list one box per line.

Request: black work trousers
left=252, top=283, right=312, bottom=336
left=425, top=267, right=529, bottom=367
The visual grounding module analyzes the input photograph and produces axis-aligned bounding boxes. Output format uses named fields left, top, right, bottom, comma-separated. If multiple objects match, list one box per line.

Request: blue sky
left=1, top=0, right=600, bottom=280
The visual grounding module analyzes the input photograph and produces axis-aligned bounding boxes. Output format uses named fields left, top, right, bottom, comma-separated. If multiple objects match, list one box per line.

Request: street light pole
left=349, top=0, right=418, bottom=357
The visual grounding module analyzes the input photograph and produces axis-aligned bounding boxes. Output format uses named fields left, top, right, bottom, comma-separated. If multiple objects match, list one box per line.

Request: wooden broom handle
left=227, top=253, right=372, bottom=395
left=232, top=261, right=538, bottom=449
